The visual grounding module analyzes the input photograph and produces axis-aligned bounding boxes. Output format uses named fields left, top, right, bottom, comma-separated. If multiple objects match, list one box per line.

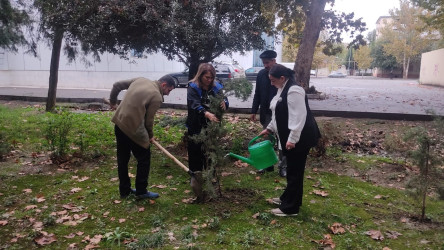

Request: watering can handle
left=248, top=134, right=276, bottom=147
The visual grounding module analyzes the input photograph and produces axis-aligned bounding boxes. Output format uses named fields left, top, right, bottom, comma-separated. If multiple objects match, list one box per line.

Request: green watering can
left=229, top=134, right=278, bottom=170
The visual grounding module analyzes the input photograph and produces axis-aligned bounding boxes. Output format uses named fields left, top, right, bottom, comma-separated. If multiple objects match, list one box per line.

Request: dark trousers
left=115, top=125, right=151, bottom=196
left=187, top=135, right=206, bottom=172
left=279, top=149, right=309, bottom=214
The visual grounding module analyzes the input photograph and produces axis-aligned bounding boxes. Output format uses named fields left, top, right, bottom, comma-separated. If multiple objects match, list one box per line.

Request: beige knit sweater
left=110, top=78, right=163, bottom=149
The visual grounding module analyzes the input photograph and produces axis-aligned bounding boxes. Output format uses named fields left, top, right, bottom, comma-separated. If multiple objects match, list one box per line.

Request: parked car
left=245, top=67, right=264, bottom=81
left=168, top=63, right=235, bottom=87
left=232, top=64, right=246, bottom=78
left=310, top=70, right=316, bottom=76
left=328, top=71, right=347, bottom=78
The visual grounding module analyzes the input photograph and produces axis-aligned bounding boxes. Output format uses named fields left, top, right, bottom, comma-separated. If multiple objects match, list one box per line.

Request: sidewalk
left=1, top=77, right=443, bottom=121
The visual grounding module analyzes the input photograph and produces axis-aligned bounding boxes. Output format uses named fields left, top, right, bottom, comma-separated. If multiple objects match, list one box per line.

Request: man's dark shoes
left=136, top=191, right=160, bottom=200
left=120, top=188, right=137, bottom=198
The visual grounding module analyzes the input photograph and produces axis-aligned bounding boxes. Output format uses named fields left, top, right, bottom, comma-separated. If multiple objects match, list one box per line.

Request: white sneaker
left=271, top=197, right=281, bottom=205
left=270, top=208, right=298, bottom=217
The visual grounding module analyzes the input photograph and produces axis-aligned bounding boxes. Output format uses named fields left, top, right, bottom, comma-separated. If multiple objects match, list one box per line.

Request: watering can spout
left=228, top=153, right=254, bottom=165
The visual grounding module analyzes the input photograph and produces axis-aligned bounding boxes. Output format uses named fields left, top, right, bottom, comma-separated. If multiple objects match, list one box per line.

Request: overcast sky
left=329, top=0, right=400, bottom=41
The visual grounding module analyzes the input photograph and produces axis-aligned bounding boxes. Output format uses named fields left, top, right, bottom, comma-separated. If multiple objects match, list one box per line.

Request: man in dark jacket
left=250, top=50, right=287, bottom=177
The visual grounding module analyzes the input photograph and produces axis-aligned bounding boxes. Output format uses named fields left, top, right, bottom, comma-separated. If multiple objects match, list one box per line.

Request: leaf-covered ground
left=0, top=101, right=443, bottom=249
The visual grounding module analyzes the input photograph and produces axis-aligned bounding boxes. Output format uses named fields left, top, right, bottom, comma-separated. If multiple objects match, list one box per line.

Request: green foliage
left=190, top=92, right=229, bottom=199
left=0, top=0, right=30, bottom=51
left=411, top=0, right=444, bottom=35
left=105, top=227, right=132, bottom=247
left=0, top=131, right=10, bottom=160
left=1, top=104, right=444, bottom=249
left=222, top=78, right=253, bottom=102
left=404, top=117, right=444, bottom=220
left=370, top=41, right=399, bottom=70
left=44, top=109, right=74, bottom=158
left=128, top=232, right=165, bottom=249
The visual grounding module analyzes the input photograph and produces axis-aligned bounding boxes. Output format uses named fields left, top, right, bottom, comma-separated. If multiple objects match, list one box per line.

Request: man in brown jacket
left=109, top=75, right=176, bottom=199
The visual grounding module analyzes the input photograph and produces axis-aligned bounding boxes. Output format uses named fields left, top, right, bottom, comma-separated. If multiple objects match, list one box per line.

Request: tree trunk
left=294, top=0, right=328, bottom=89
left=421, top=142, right=430, bottom=221
left=405, top=57, right=410, bottom=79
left=46, top=29, right=64, bottom=112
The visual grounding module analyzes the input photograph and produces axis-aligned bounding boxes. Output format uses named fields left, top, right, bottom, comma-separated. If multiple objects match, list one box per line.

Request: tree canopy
left=379, top=0, right=438, bottom=78
left=411, top=0, right=444, bottom=35
left=0, top=0, right=30, bottom=51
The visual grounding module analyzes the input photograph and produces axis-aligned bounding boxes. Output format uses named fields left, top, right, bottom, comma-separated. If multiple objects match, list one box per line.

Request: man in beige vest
left=109, top=75, right=176, bottom=199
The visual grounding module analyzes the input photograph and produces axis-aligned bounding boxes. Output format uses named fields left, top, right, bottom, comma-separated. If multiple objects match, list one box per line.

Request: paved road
left=1, top=77, right=443, bottom=118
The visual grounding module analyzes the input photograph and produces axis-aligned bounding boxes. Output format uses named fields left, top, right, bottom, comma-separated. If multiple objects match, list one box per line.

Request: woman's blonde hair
left=190, top=63, right=216, bottom=87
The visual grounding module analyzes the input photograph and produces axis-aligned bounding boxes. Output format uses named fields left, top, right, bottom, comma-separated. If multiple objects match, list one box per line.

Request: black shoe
left=257, top=166, right=274, bottom=174
left=120, top=188, right=137, bottom=198
left=279, top=167, right=287, bottom=177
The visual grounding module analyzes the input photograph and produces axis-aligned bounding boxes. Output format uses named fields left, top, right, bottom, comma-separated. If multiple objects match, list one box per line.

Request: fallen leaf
left=149, top=200, right=156, bottom=205
left=33, top=221, right=44, bottom=230
left=64, top=221, right=78, bottom=226
left=182, top=198, right=194, bottom=204
left=138, top=207, right=145, bottom=212
left=23, top=189, right=32, bottom=193
left=70, top=187, right=82, bottom=193
left=184, top=190, right=191, bottom=194
left=330, top=223, right=346, bottom=235
left=313, top=234, right=335, bottom=249
left=374, top=195, right=382, bottom=199
left=78, top=176, right=89, bottom=182
left=64, top=233, right=76, bottom=239
left=420, top=239, right=430, bottom=244
left=0, top=220, right=8, bottom=226
left=36, top=197, right=46, bottom=203
left=129, top=173, right=135, bottom=178
left=57, top=210, right=68, bottom=215
left=25, top=205, right=37, bottom=210
left=85, top=244, right=99, bottom=249
left=76, top=231, right=84, bottom=236
left=153, top=185, right=167, bottom=189
left=34, top=233, right=57, bottom=246
left=221, top=172, right=233, bottom=177
left=270, top=220, right=277, bottom=225
left=67, top=243, right=77, bottom=249
left=255, top=176, right=261, bottom=180
left=383, top=247, right=392, bottom=250
left=252, top=212, right=260, bottom=219
left=385, top=230, right=402, bottom=239
left=113, top=200, right=121, bottom=204
left=166, top=175, right=173, bottom=179
left=313, top=190, right=329, bottom=197
left=119, top=218, right=126, bottom=223
left=167, top=232, right=176, bottom=241
left=110, top=177, right=118, bottom=182
left=89, top=234, right=103, bottom=244
left=103, top=211, right=110, bottom=217
left=365, top=230, right=384, bottom=241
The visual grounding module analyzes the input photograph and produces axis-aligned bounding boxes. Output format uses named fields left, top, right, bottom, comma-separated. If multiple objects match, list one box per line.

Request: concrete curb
left=0, top=95, right=438, bottom=121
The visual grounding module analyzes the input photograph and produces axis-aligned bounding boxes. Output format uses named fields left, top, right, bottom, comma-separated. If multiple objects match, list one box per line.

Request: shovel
left=151, top=140, right=204, bottom=201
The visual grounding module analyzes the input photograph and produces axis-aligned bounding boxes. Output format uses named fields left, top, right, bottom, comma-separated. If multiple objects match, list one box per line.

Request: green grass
left=0, top=104, right=443, bottom=249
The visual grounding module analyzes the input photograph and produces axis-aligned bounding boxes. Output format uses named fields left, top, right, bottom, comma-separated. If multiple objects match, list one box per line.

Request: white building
left=0, top=34, right=281, bottom=90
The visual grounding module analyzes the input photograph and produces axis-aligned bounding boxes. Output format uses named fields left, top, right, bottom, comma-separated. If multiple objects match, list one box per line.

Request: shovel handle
left=152, top=140, right=190, bottom=173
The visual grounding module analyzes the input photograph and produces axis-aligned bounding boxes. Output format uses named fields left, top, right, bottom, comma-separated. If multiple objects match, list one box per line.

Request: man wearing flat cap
left=250, top=50, right=287, bottom=177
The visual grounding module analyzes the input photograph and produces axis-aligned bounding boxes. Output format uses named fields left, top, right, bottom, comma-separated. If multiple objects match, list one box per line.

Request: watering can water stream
left=228, top=134, right=278, bottom=170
